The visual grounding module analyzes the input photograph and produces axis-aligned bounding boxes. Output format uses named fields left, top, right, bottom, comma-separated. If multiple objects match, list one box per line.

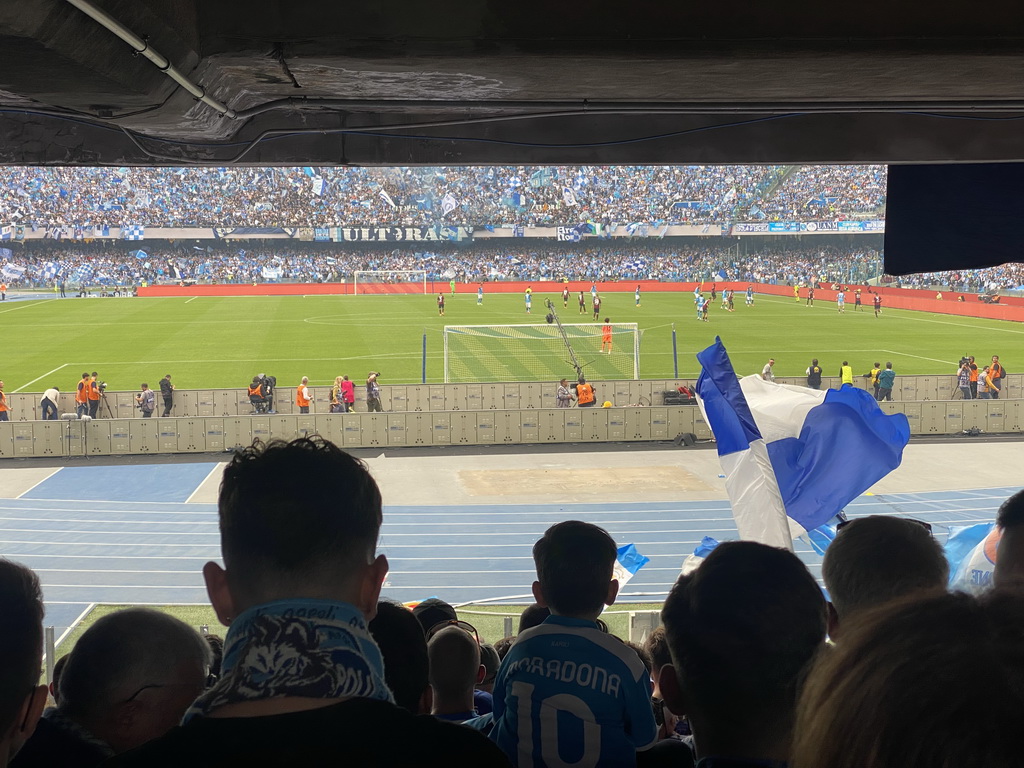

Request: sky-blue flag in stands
left=945, top=522, right=999, bottom=594
left=695, top=337, right=911, bottom=549
left=613, top=544, right=649, bottom=586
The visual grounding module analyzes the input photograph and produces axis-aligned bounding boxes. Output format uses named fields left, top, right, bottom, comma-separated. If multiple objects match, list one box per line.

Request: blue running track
left=0, top=464, right=1009, bottom=640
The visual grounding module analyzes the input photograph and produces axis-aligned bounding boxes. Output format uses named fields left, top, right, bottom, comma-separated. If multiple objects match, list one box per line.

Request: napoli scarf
left=183, top=599, right=393, bottom=722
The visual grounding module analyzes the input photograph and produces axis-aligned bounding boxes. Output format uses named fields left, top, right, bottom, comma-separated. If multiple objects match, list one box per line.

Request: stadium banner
left=733, top=220, right=885, bottom=235
left=336, top=226, right=473, bottom=242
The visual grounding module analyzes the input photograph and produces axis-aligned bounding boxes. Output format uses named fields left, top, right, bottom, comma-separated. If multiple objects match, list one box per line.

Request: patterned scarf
left=183, top=599, right=393, bottom=722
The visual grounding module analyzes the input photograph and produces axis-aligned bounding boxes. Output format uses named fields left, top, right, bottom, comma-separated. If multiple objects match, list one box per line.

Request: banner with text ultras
left=732, top=220, right=885, bottom=234
left=334, top=226, right=473, bottom=242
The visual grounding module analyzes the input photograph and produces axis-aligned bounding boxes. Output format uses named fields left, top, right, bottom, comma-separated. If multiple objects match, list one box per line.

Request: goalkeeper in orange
left=601, top=317, right=613, bottom=353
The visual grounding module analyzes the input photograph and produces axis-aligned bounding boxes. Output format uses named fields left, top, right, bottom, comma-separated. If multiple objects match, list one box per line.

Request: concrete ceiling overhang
left=3, top=0, right=1024, bottom=165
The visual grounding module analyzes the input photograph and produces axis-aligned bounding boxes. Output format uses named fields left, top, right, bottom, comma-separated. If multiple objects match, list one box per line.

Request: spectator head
left=202, top=634, right=224, bottom=679
left=49, top=654, right=69, bottom=705
left=578, top=376, right=586, bottom=385
left=811, top=358, right=818, bottom=366
left=0, top=559, right=46, bottom=764
left=493, top=635, right=516, bottom=661
left=478, top=644, right=500, bottom=694
left=886, top=361, right=893, bottom=369
left=426, top=625, right=483, bottom=716
left=412, top=598, right=457, bottom=636
left=822, top=516, right=948, bottom=640
left=643, top=626, right=672, bottom=697
left=517, top=602, right=551, bottom=634
left=301, top=376, right=308, bottom=385
left=368, top=601, right=431, bottom=714
left=532, top=521, right=618, bottom=620
left=623, top=640, right=653, bottom=677
left=793, top=590, right=1024, bottom=768
left=204, top=437, right=387, bottom=624
left=874, top=361, right=880, bottom=369
left=842, top=360, right=849, bottom=366
left=995, top=488, right=1024, bottom=588
left=660, top=541, right=826, bottom=762
left=57, top=608, right=211, bottom=754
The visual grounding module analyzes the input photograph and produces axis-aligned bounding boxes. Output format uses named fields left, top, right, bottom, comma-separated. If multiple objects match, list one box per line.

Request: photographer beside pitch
left=136, top=383, right=156, bottom=418
left=366, top=372, right=383, bottom=413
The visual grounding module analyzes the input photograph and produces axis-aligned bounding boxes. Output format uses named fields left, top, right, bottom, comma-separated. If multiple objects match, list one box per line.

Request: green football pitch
left=1, top=290, right=1018, bottom=393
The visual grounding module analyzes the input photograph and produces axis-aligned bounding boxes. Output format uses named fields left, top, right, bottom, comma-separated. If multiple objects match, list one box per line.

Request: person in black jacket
left=805, top=359, right=823, bottom=390
left=159, top=375, right=174, bottom=417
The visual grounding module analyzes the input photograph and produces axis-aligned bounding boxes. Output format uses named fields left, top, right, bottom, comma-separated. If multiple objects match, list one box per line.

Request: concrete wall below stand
left=0, top=399, right=1020, bottom=459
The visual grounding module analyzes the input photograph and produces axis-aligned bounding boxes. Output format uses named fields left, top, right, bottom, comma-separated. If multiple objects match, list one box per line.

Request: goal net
left=353, top=270, right=428, bottom=294
left=443, top=324, right=640, bottom=383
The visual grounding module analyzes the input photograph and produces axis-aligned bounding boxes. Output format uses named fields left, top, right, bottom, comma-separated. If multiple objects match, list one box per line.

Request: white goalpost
left=443, top=323, right=641, bottom=383
left=353, top=270, right=428, bottom=294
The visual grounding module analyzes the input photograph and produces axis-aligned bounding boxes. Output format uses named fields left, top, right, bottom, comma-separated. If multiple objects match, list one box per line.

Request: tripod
left=97, top=391, right=114, bottom=418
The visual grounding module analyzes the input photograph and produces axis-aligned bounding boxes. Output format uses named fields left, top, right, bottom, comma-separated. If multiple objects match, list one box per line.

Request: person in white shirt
left=762, top=358, right=776, bottom=382
left=40, top=386, right=60, bottom=420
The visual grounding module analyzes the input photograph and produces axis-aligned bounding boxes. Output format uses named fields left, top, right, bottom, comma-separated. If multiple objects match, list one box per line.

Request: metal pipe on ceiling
left=63, top=0, right=237, bottom=119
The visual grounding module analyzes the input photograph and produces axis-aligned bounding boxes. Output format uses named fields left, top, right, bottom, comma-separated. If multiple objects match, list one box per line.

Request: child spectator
left=490, top=521, right=658, bottom=765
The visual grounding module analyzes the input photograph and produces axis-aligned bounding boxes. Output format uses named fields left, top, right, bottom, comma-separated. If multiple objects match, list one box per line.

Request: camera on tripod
left=97, top=381, right=108, bottom=392
left=959, top=356, right=971, bottom=368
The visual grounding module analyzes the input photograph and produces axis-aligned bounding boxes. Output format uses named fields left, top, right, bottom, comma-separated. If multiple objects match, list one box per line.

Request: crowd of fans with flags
left=0, top=240, right=892, bottom=289
left=0, top=164, right=887, bottom=230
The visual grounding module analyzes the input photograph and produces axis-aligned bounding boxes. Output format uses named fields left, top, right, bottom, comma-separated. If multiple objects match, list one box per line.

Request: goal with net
left=443, top=323, right=640, bottom=383
left=353, top=270, right=428, bottom=294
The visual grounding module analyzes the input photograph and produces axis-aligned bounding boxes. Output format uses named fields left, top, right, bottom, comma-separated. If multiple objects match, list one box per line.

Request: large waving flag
left=696, top=338, right=910, bottom=549
left=945, top=522, right=999, bottom=593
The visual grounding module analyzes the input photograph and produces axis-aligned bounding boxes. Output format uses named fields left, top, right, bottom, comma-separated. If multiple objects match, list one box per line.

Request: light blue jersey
left=491, top=615, right=657, bottom=767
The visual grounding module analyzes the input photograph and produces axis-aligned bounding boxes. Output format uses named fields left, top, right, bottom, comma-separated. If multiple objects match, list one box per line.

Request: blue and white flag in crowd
left=379, top=189, right=397, bottom=209
left=441, top=192, right=459, bottom=216
left=0, top=225, right=12, bottom=241
left=122, top=225, right=145, bottom=240
left=1, top=263, right=25, bottom=280
left=42, top=262, right=58, bottom=281
left=0, top=247, right=11, bottom=259
left=680, top=536, right=720, bottom=576
left=695, top=338, right=911, bottom=549
left=945, top=522, right=999, bottom=594
left=129, top=249, right=148, bottom=260
left=311, top=175, right=325, bottom=196
left=94, top=225, right=110, bottom=238
left=562, top=186, right=579, bottom=207
left=613, top=544, right=650, bottom=586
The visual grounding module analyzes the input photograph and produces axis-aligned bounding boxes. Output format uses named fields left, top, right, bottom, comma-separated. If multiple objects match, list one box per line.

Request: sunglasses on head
left=426, top=619, right=480, bottom=645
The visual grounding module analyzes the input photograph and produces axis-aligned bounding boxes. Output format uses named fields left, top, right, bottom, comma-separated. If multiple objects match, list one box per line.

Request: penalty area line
left=185, top=296, right=198, bottom=304
left=14, top=363, right=70, bottom=393
left=880, top=349, right=957, bottom=366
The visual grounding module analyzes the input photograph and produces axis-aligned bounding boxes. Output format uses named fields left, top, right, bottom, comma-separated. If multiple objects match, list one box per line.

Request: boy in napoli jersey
left=490, top=521, right=658, bottom=766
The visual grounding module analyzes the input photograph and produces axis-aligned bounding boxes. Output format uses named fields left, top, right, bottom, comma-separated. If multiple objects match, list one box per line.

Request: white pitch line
left=881, top=349, right=957, bottom=366
left=185, top=296, right=198, bottom=304
left=13, top=363, right=70, bottom=393
left=0, top=299, right=49, bottom=314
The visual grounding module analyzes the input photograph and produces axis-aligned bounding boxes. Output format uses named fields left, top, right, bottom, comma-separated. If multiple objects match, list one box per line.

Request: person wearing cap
left=412, top=598, right=458, bottom=636
left=366, top=372, right=383, bottom=413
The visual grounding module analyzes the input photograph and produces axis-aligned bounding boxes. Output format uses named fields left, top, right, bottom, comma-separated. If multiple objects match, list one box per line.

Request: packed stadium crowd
left=0, top=239, right=891, bottom=288
left=2, top=437, right=1022, bottom=767
left=3, top=238, right=1022, bottom=291
left=0, top=164, right=887, bottom=229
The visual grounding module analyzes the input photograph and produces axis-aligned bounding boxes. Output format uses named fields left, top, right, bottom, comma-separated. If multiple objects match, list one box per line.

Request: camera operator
left=159, top=374, right=175, bottom=417
left=136, top=383, right=156, bottom=418
left=257, top=374, right=277, bottom=414
left=956, top=359, right=972, bottom=400
left=366, top=372, right=383, bottom=412
left=88, top=371, right=102, bottom=418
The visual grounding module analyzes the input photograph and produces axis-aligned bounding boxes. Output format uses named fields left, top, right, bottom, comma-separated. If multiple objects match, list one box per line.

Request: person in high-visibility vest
left=0, top=282, right=7, bottom=301
left=575, top=376, right=596, bottom=407
left=88, top=372, right=101, bottom=418
left=0, top=380, right=9, bottom=421
left=296, top=377, right=311, bottom=414
left=839, top=361, right=854, bottom=386
left=75, top=372, right=91, bottom=418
